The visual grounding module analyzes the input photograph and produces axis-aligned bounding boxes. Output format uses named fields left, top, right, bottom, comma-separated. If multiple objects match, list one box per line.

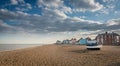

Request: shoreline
left=0, top=44, right=47, bottom=52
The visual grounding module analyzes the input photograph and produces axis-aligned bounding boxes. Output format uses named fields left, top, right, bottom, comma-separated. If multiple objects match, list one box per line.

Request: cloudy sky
left=0, top=0, right=120, bottom=44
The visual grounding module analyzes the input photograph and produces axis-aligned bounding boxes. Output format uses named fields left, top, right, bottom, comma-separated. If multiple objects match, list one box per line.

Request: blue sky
left=0, top=0, right=120, bottom=44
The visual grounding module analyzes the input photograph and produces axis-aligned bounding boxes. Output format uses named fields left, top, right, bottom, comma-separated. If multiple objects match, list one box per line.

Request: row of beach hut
left=56, top=37, right=92, bottom=45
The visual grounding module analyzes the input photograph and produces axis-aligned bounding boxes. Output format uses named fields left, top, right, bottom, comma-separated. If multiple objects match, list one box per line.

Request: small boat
left=86, top=40, right=102, bottom=50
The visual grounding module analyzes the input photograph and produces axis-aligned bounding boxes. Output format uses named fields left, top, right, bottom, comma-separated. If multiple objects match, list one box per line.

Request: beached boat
left=86, top=40, right=102, bottom=50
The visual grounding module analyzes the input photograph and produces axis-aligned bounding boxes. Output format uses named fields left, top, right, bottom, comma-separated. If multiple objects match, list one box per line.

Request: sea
left=0, top=44, right=43, bottom=51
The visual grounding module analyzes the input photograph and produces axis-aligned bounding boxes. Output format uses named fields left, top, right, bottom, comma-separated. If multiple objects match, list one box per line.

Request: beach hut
left=62, top=39, right=70, bottom=44
left=70, top=38, right=77, bottom=44
left=56, top=40, right=62, bottom=44
left=79, top=38, right=87, bottom=45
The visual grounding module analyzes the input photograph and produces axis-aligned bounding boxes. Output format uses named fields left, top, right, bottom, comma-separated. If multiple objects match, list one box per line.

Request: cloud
left=99, top=0, right=118, bottom=15
left=11, top=0, right=18, bottom=5
left=0, top=8, right=119, bottom=34
left=100, top=9, right=109, bottom=14
left=9, top=0, right=32, bottom=12
left=37, top=0, right=62, bottom=8
left=10, top=0, right=25, bottom=5
left=26, top=3, right=32, bottom=9
left=102, top=0, right=114, bottom=3
left=17, top=0, right=25, bottom=3
left=105, top=18, right=120, bottom=31
left=67, top=0, right=103, bottom=12
left=37, top=0, right=103, bottom=13
left=0, top=9, right=30, bottom=20
left=107, top=18, right=120, bottom=26
left=37, top=0, right=72, bottom=14
left=0, top=20, right=15, bottom=32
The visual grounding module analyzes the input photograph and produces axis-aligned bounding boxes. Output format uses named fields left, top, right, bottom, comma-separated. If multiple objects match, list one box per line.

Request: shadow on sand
left=69, top=49, right=100, bottom=54
left=107, top=62, right=120, bottom=66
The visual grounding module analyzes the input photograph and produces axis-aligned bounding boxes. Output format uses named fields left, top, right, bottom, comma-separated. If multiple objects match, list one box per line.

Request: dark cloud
left=0, top=9, right=120, bottom=34
left=0, top=20, right=15, bottom=32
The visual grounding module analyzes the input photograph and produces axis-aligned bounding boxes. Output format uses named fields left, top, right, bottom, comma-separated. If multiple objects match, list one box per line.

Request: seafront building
left=96, top=32, right=120, bottom=45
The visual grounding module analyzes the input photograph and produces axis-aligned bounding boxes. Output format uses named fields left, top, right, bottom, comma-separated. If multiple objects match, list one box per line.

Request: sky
left=0, top=0, right=120, bottom=44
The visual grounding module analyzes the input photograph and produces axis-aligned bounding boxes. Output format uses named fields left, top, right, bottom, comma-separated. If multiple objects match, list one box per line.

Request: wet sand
left=0, top=45, right=120, bottom=66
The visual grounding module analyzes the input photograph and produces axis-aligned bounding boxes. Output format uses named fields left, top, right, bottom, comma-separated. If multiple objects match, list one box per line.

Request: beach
left=0, top=45, right=120, bottom=66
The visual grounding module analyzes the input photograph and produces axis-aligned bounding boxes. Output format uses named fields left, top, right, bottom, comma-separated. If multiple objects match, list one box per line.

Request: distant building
left=96, top=32, right=120, bottom=45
